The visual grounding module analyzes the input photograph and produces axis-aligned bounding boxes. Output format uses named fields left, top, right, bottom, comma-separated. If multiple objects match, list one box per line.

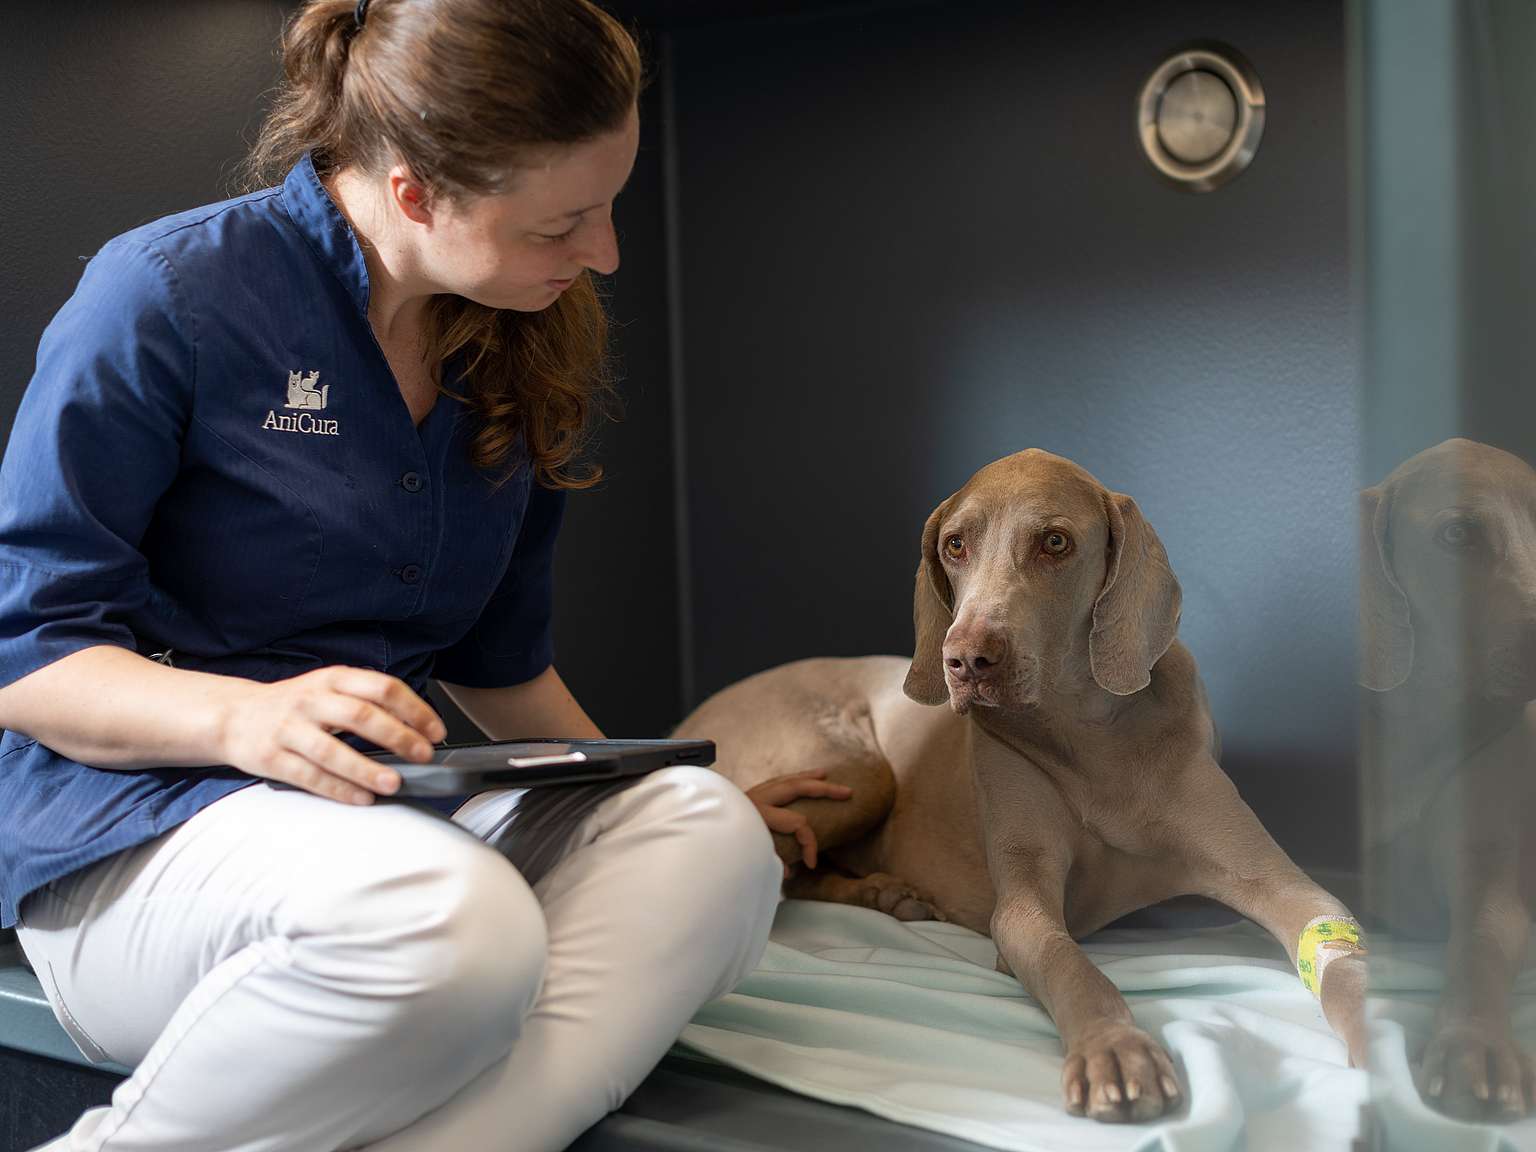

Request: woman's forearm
left=437, top=664, right=603, bottom=741
left=0, top=645, right=245, bottom=768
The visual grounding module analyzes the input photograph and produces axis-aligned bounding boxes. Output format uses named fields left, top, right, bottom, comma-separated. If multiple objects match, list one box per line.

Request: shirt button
left=400, top=564, right=422, bottom=585
left=400, top=471, right=423, bottom=493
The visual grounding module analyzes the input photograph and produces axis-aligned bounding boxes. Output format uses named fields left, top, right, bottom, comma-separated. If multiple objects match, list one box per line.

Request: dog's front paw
left=1419, top=1018, right=1535, bottom=1119
left=1063, top=1023, right=1181, bottom=1123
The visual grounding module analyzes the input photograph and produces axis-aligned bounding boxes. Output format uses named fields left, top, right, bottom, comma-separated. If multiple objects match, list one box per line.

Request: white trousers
left=15, top=768, right=782, bottom=1152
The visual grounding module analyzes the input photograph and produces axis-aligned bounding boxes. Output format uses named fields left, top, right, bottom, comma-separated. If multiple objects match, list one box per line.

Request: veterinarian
left=0, top=2, right=846, bottom=1149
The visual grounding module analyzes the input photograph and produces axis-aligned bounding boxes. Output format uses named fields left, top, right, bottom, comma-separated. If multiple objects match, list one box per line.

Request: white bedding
left=673, top=900, right=1536, bottom=1152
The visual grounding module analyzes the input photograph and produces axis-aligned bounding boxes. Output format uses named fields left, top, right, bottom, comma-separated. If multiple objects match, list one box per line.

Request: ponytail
left=243, top=1, right=360, bottom=193
left=244, top=0, right=643, bottom=491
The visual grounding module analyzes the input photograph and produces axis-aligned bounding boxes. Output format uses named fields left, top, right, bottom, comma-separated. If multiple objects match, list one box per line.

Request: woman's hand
left=745, top=767, right=853, bottom=876
left=215, top=666, right=446, bottom=805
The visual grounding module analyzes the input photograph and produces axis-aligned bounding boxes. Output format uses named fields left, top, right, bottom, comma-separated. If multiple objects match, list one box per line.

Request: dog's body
left=681, top=646, right=1234, bottom=939
left=1359, top=437, right=1536, bottom=1118
left=677, top=449, right=1365, bottom=1122
left=681, top=655, right=995, bottom=931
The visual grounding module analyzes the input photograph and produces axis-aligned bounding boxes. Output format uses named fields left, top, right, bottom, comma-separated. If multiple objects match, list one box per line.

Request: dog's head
left=1360, top=437, right=1536, bottom=700
left=903, top=449, right=1182, bottom=714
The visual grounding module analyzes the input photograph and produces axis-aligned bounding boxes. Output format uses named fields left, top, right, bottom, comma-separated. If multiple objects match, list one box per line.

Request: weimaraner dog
left=1360, top=437, right=1536, bottom=1119
left=676, top=448, right=1367, bottom=1123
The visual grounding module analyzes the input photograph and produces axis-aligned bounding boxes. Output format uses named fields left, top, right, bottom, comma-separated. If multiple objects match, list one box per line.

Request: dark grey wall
left=0, top=1, right=680, bottom=741
left=668, top=0, right=1360, bottom=869
left=0, top=2, right=292, bottom=432
left=550, top=78, right=683, bottom=737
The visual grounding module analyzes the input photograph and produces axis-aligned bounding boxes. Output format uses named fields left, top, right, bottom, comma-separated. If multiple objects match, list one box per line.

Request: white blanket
left=674, top=900, right=1536, bottom=1152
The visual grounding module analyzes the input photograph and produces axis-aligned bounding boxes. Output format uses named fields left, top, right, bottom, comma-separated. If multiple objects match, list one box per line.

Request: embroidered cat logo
left=283, top=370, right=329, bottom=411
left=263, top=369, right=340, bottom=437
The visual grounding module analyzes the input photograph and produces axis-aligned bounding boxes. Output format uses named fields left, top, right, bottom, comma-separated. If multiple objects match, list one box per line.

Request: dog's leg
left=1418, top=846, right=1533, bottom=1119
left=992, top=877, right=1181, bottom=1122
left=970, top=728, right=1181, bottom=1121
left=1183, top=764, right=1368, bottom=1067
left=1414, top=719, right=1536, bottom=1118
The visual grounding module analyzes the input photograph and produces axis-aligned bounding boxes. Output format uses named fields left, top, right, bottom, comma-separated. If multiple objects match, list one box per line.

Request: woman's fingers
left=266, top=749, right=377, bottom=806
left=758, top=805, right=820, bottom=869
left=322, top=667, right=446, bottom=743
left=218, top=667, right=450, bottom=802
left=304, top=694, right=433, bottom=758
left=303, top=693, right=432, bottom=767
left=744, top=769, right=856, bottom=870
left=758, top=806, right=805, bottom=836
left=750, top=775, right=854, bottom=807
left=277, top=721, right=401, bottom=797
left=794, top=819, right=818, bottom=869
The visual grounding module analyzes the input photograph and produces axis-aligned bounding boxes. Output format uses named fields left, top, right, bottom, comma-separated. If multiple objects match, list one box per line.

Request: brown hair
left=244, top=0, right=642, bottom=489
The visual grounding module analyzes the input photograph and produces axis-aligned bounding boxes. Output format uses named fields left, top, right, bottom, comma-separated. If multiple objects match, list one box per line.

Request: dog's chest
left=1020, top=752, right=1176, bottom=856
left=1044, top=788, right=1197, bottom=933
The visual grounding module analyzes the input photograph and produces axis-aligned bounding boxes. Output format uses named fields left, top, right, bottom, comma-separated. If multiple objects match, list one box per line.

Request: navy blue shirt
left=0, top=155, right=566, bottom=929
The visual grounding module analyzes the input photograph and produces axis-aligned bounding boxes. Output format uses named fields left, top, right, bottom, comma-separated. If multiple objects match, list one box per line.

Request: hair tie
left=354, top=0, right=371, bottom=28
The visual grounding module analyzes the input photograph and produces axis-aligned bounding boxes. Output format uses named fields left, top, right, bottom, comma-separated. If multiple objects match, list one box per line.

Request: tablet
left=369, top=737, right=716, bottom=797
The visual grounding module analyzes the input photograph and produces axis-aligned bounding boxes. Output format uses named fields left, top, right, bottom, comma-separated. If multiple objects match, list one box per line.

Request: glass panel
left=1357, top=0, right=1536, bottom=1146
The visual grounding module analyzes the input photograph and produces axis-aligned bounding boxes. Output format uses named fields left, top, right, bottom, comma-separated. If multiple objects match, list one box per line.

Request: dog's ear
left=1089, top=492, right=1182, bottom=696
left=1359, top=484, right=1413, bottom=691
left=903, top=498, right=955, bottom=706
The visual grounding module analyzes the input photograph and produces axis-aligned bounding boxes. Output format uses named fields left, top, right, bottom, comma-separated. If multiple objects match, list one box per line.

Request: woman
left=0, top=2, right=847, bottom=1149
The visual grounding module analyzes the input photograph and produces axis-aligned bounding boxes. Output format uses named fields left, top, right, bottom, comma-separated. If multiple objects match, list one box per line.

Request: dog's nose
left=944, top=628, right=1009, bottom=680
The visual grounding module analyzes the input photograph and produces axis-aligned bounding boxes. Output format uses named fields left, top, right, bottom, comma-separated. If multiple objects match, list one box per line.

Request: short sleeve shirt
left=0, top=154, right=566, bottom=929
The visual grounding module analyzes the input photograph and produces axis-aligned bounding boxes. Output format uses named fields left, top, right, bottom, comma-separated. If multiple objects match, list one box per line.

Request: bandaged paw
left=1296, top=915, right=1365, bottom=997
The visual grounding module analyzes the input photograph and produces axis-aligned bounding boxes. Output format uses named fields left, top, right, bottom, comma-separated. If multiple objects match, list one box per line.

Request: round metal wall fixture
left=1137, top=44, right=1264, bottom=191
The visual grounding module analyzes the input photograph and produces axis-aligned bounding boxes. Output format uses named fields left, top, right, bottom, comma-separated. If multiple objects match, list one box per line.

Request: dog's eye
left=943, top=534, right=965, bottom=560
left=1042, top=531, right=1072, bottom=556
left=1436, top=518, right=1480, bottom=550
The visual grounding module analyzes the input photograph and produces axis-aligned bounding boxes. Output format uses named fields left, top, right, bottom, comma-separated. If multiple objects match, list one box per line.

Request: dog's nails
left=1427, top=1075, right=1444, bottom=1097
left=1160, top=1075, right=1180, bottom=1099
left=1124, top=1079, right=1141, bottom=1101
left=1475, top=1082, right=1491, bottom=1102
left=1105, top=1083, right=1122, bottom=1105
left=1068, top=1082, right=1084, bottom=1108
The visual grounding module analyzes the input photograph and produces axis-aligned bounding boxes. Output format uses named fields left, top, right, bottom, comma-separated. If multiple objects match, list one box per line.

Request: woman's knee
left=643, top=766, right=782, bottom=914
left=291, top=834, right=548, bottom=1043
left=422, top=845, right=550, bottom=1019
